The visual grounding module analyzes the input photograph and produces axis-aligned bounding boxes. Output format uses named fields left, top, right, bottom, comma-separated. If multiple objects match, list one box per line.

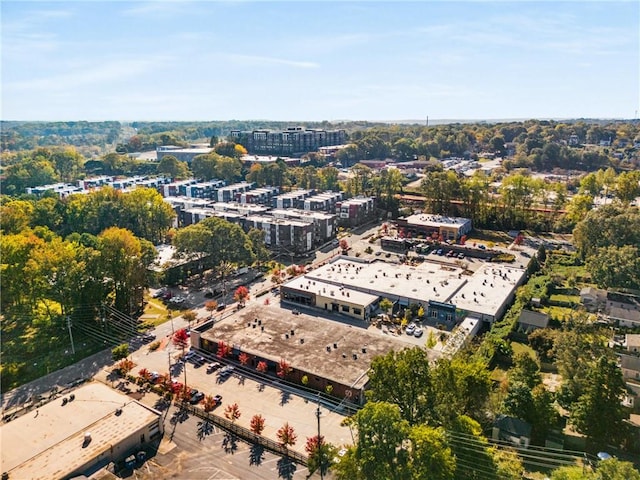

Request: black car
left=216, top=303, right=226, bottom=311
left=190, top=391, right=205, bottom=404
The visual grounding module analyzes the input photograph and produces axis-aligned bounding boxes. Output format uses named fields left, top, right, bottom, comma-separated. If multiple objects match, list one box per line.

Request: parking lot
left=129, top=402, right=315, bottom=480
left=99, top=334, right=354, bottom=458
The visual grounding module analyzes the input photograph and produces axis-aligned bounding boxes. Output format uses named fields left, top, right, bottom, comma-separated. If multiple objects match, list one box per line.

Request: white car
left=406, top=323, right=416, bottom=335
left=413, top=327, right=424, bottom=338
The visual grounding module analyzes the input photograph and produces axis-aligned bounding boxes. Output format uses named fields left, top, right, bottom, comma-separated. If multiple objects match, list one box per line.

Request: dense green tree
left=157, top=155, right=190, bottom=180
left=98, top=227, right=152, bottom=315
left=553, top=321, right=613, bottom=407
left=447, top=415, right=499, bottom=480
left=173, top=216, right=254, bottom=271
left=587, top=245, right=640, bottom=290
left=190, top=153, right=218, bottom=180
left=570, top=356, right=628, bottom=450
left=420, top=171, right=461, bottom=216
left=408, top=425, right=456, bottom=480
left=215, top=155, right=242, bottom=183
left=573, top=205, right=640, bottom=259
left=247, top=228, right=270, bottom=264
left=51, top=147, right=84, bottom=182
left=352, top=402, right=410, bottom=480
left=0, top=200, right=34, bottom=234
left=366, top=348, right=433, bottom=424
left=597, top=458, right=640, bottom=480
left=431, top=357, right=492, bottom=426
left=613, top=170, right=640, bottom=205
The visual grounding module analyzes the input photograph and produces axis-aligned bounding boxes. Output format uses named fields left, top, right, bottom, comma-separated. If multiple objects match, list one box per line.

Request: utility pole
left=66, top=316, right=76, bottom=355
left=316, top=395, right=324, bottom=480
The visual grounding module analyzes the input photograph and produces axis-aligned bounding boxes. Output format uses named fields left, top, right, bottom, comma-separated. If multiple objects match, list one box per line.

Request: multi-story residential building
left=238, top=186, right=280, bottom=204
left=156, top=144, right=214, bottom=163
left=77, top=176, right=114, bottom=189
left=160, top=179, right=198, bottom=198
left=244, top=215, right=314, bottom=254
left=272, top=189, right=314, bottom=209
left=26, top=183, right=84, bottom=197
left=303, top=191, right=344, bottom=212
left=183, top=179, right=226, bottom=199
left=229, top=126, right=347, bottom=155
left=335, top=197, right=376, bottom=227
left=213, top=182, right=255, bottom=203
left=271, top=209, right=337, bottom=245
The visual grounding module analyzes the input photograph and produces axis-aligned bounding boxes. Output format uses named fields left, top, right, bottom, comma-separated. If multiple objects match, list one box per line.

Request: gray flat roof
left=1, top=382, right=160, bottom=480
left=200, top=305, right=437, bottom=389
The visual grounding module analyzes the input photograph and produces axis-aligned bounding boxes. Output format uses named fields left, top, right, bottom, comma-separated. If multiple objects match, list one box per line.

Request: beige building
left=1, top=382, right=162, bottom=480
left=281, top=275, right=379, bottom=321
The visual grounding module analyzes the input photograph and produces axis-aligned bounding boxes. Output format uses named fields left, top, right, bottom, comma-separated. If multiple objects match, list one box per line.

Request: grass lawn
left=511, top=341, right=537, bottom=359
left=549, top=294, right=580, bottom=304
left=467, top=229, right=514, bottom=247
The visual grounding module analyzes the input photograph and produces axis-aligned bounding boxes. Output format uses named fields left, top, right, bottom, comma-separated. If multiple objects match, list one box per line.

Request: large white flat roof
left=1, top=382, right=160, bottom=480
left=402, top=213, right=471, bottom=228
left=450, top=264, right=527, bottom=318
left=283, top=275, right=380, bottom=307
left=306, top=259, right=466, bottom=305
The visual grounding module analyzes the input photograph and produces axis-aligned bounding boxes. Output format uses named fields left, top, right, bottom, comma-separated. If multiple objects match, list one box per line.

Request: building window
left=353, top=308, right=362, bottom=315
left=431, top=310, right=438, bottom=318
left=446, top=313, right=453, bottom=322
left=341, top=305, right=350, bottom=313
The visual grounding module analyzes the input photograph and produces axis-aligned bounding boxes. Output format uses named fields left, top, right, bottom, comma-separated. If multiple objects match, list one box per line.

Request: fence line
left=179, top=402, right=309, bottom=466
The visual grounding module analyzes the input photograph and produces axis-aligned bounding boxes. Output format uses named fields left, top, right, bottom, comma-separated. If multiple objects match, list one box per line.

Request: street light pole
left=316, top=397, right=324, bottom=480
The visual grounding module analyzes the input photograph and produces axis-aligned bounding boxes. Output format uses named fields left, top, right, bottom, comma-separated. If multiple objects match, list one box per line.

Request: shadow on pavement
left=277, top=455, right=297, bottom=480
left=196, top=419, right=214, bottom=441
left=249, top=443, right=265, bottom=466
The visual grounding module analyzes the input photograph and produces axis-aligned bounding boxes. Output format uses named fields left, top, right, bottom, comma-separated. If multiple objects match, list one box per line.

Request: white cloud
left=5, top=55, right=173, bottom=93
left=219, top=53, right=319, bottom=69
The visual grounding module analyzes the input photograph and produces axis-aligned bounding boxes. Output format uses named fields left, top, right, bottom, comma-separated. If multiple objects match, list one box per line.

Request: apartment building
left=303, top=191, right=344, bottom=212
left=272, top=189, right=315, bottom=209
left=271, top=209, right=337, bottom=245
left=213, top=182, right=255, bottom=202
left=238, top=186, right=280, bottom=204
left=244, top=215, right=314, bottom=254
left=230, top=127, right=347, bottom=155
left=335, top=197, right=376, bottom=227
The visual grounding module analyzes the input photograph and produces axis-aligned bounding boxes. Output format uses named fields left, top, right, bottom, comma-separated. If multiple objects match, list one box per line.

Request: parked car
left=436, top=249, right=443, bottom=255
left=216, top=303, right=226, bottom=311
left=457, top=252, right=465, bottom=259
left=406, top=323, right=416, bottom=335
left=375, top=251, right=382, bottom=256
left=219, top=365, right=235, bottom=378
left=413, top=327, right=424, bottom=338
left=206, top=362, right=222, bottom=373
left=292, top=309, right=300, bottom=315
left=190, top=391, right=205, bottom=404
left=213, top=394, right=223, bottom=405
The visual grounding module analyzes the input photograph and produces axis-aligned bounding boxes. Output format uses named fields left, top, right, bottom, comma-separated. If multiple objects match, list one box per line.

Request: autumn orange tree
left=117, top=358, right=135, bottom=376
left=205, top=300, right=218, bottom=318
left=203, top=395, right=217, bottom=412
left=239, top=352, right=250, bottom=366
left=233, top=286, right=250, bottom=306
left=305, top=435, right=335, bottom=477
left=224, top=403, right=241, bottom=422
left=276, top=359, right=292, bottom=378
left=276, top=422, right=297, bottom=448
left=217, top=340, right=231, bottom=358
left=250, top=414, right=266, bottom=435
left=256, top=361, right=268, bottom=374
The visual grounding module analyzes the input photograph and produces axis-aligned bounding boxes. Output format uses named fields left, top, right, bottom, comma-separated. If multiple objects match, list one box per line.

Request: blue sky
left=2, top=1, right=638, bottom=121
